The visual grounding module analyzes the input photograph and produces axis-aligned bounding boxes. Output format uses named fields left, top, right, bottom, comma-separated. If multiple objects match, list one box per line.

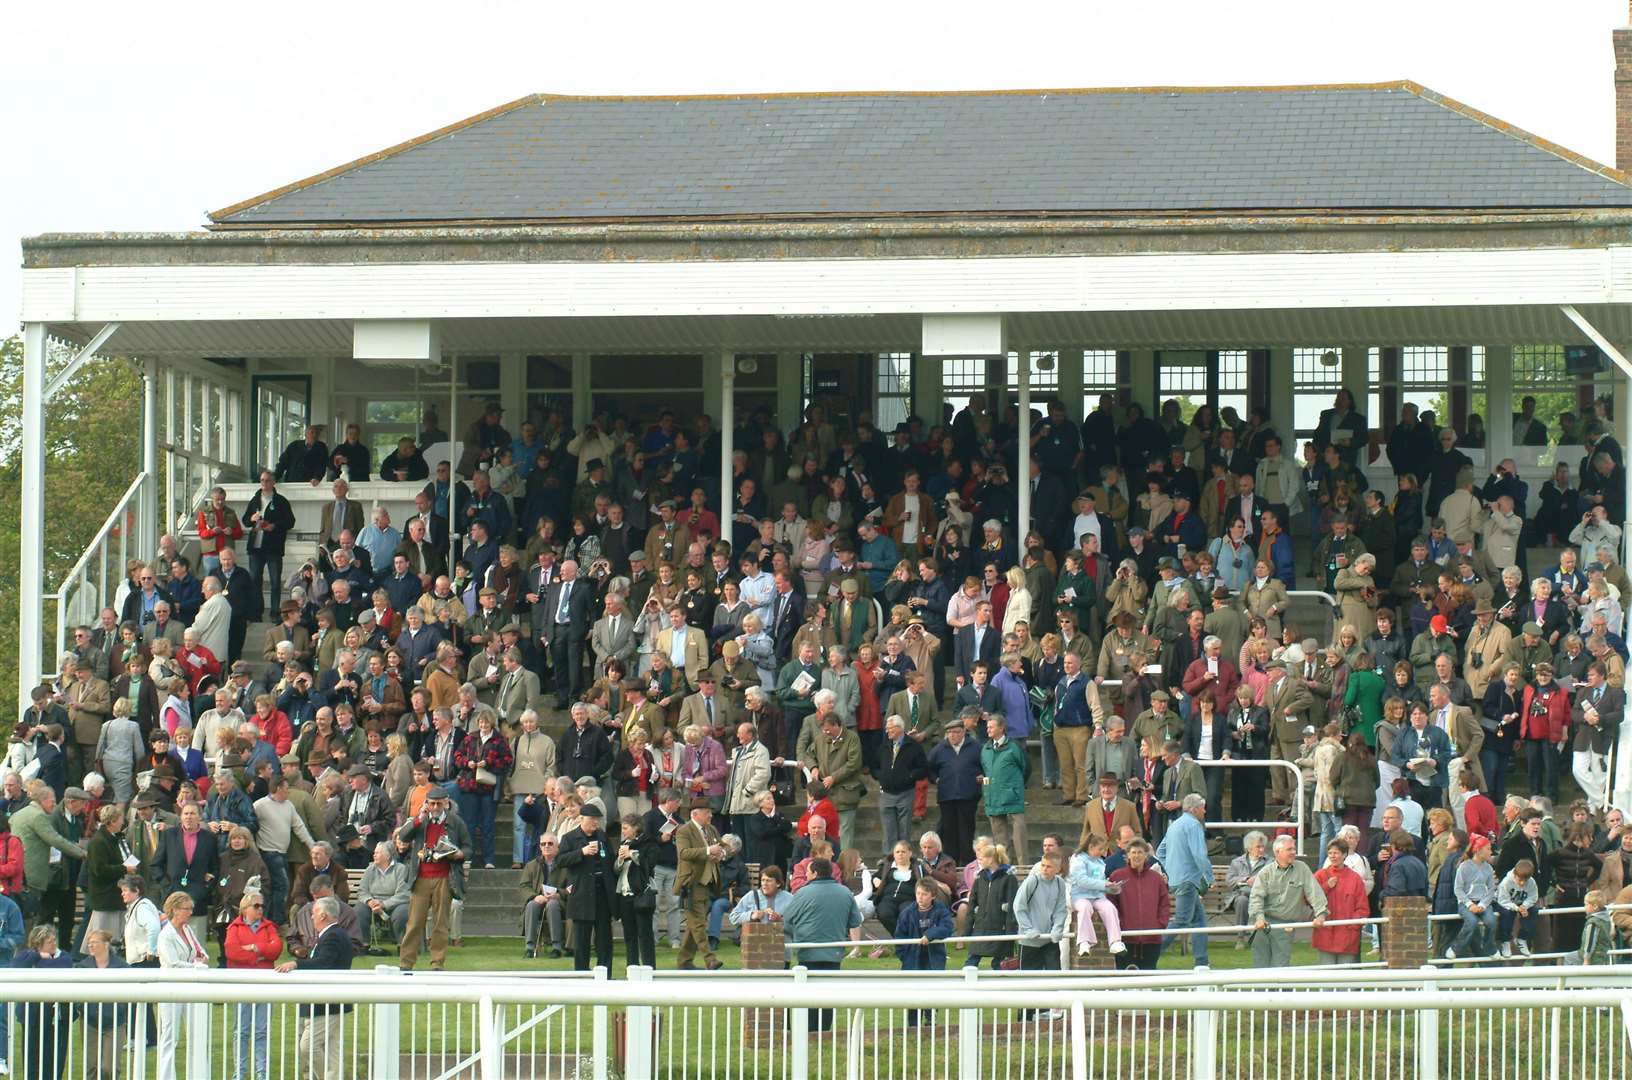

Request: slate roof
left=209, top=83, right=1632, bottom=226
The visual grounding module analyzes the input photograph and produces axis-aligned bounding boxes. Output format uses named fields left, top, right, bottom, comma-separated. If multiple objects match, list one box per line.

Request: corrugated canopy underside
left=211, top=86, right=1632, bottom=226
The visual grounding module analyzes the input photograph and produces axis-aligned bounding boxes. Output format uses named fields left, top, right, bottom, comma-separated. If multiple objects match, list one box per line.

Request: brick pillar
left=1069, top=908, right=1118, bottom=971
left=1382, top=895, right=1430, bottom=969
left=741, top=920, right=788, bottom=1044
left=1616, top=19, right=1632, bottom=172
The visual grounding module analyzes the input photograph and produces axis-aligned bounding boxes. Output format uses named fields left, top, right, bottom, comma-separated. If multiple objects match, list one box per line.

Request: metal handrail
left=48, top=470, right=147, bottom=669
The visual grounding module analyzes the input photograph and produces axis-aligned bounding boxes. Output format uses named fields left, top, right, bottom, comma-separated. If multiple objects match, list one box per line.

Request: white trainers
left=1077, top=940, right=1091, bottom=956
left=1109, top=941, right=1127, bottom=955
left=1444, top=947, right=1456, bottom=960
left=1516, top=940, right=1532, bottom=957
left=1500, top=942, right=1513, bottom=959
left=1044, top=1009, right=1066, bottom=1021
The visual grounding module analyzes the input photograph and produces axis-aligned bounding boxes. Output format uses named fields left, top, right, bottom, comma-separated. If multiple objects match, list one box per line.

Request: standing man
left=642, top=789, right=686, bottom=951
left=1050, top=651, right=1097, bottom=807
left=780, top=857, right=863, bottom=1032
left=1262, top=660, right=1313, bottom=806
left=245, top=470, right=297, bottom=613
left=542, top=560, right=592, bottom=708
left=799, top=707, right=864, bottom=854
left=65, top=660, right=111, bottom=786
left=674, top=798, right=725, bottom=971
left=393, top=784, right=471, bottom=972
left=556, top=804, right=616, bottom=972
left=926, top=717, right=983, bottom=865
left=253, top=776, right=317, bottom=924
left=876, top=716, right=928, bottom=852
left=1154, top=793, right=1213, bottom=968
left=274, top=896, right=356, bottom=1080
left=1248, top=835, right=1329, bottom=968
left=723, top=722, right=771, bottom=842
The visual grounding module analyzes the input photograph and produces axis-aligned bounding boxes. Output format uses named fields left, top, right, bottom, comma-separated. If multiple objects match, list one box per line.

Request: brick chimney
left=1617, top=2, right=1632, bottom=170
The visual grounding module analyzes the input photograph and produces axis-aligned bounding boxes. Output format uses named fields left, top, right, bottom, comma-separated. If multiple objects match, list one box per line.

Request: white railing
left=2, top=966, right=1629, bottom=1080
left=48, top=469, right=148, bottom=670
left=1194, top=757, right=1306, bottom=852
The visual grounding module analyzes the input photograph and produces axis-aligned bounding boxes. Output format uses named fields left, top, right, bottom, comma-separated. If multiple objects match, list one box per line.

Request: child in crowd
left=1448, top=834, right=1496, bottom=959
left=1579, top=890, right=1614, bottom=966
left=1495, top=858, right=1539, bottom=959
left=896, top=880, right=954, bottom=1024
left=1067, top=834, right=1125, bottom=956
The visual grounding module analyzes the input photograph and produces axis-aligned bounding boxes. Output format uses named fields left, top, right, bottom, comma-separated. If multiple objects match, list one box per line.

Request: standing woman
left=75, top=929, right=130, bottom=1079
left=10, top=924, right=73, bottom=1080
left=1311, top=839, right=1370, bottom=964
left=612, top=728, right=658, bottom=822
left=453, top=707, right=514, bottom=870
left=156, top=892, right=210, bottom=1080
left=1000, top=566, right=1032, bottom=637
left=1227, top=684, right=1269, bottom=826
left=1334, top=734, right=1380, bottom=850
left=224, top=891, right=283, bottom=1080
left=83, top=805, right=134, bottom=951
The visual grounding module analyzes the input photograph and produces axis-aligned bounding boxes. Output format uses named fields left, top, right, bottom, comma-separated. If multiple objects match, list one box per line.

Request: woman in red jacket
left=1312, top=838, right=1370, bottom=963
left=1520, top=662, right=1572, bottom=802
left=224, top=891, right=283, bottom=1075
left=196, top=487, right=244, bottom=577
left=1109, top=839, right=1171, bottom=971
left=0, top=812, right=24, bottom=899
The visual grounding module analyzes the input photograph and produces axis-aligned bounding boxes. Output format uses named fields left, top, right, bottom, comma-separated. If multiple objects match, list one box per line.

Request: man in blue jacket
left=1154, top=793, right=1213, bottom=968
left=926, top=717, right=983, bottom=864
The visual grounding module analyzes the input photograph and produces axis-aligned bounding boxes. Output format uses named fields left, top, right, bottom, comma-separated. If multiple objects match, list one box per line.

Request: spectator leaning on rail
left=1248, top=834, right=1329, bottom=968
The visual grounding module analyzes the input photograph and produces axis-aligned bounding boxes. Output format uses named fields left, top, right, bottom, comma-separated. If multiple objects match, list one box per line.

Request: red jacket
left=254, top=711, right=294, bottom=756
left=223, top=916, right=284, bottom=969
left=196, top=507, right=244, bottom=556
left=797, top=799, right=840, bottom=839
left=1109, top=864, right=1171, bottom=932
left=1463, top=792, right=1498, bottom=842
left=1311, top=865, right=1369, bottom=956
left=0, top=833, right=24, bottom=896
left=1520, top=684, right=1571, bottom=743
left=1181, top=658, right=1241, bottom=714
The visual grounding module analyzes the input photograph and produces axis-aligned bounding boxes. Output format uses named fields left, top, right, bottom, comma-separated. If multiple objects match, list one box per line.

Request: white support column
left=1340, top=345, right=1371, bottom=413
left=19, top=324, right=46, bottom=711
left=1017, top=355, right=1032, bottom=544
left=1128, top=349, right=1157, bottom=414
left=911, top=352, right=943, bottom=428
left=570, top=353, right=592, bottom=431
left=141, top=359, right=159, bottom=559
left=1267, top=348, right=1294, bottom=433
left=719, top=352, right=736, bottom=518
left=1485, top=345, right=1514, bottom=467
left=1057, top=348, right=1086, bottom=421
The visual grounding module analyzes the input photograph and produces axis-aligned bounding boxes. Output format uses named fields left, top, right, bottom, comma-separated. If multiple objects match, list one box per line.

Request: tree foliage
left=0, top=334, right=144, bottom=713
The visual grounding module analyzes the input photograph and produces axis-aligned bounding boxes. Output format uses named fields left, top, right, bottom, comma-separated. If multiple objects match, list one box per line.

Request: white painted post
left=1267, top=348, right=1294, bottom=436
left=1017, top=352, right=1031, bottom=544
left=1485, top=344, right=1514, bottom=469
left=957, top=966, right=979, bottom=1080
left=570, top=353, right=592, bottom=431
left=1057, top=348, right=1086, bottom=424
left=1416, top=966, right=1440, bottom=1080
left=19, top=323, right=46, bottom=712
left=1070, top=999, right=1088, bottom=1080
left=623, top=965, right=655, bottom=1079
left=368, top=970, right=402, bottom=1080
left=185, top=1002, right=211, bottom=1077
left=142, top=358, right=159, bottom=559
left=592, top=966, right=609, bottom=1080
left=478, top=994, right=501, bottom=1080
left=720, top=352, right=736, bottom=526
left=790, top=965, right=810, bottom=1080
left=1189, top=965, right=1217, bottom=1080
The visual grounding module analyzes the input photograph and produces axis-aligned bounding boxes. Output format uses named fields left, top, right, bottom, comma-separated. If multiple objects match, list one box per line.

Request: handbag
left=770, top=767, right=796, bottom=806
left=475, top=766, right=499, bottom=786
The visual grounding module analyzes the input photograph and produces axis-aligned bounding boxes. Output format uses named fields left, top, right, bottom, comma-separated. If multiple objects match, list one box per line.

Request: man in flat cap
left=393, top=784, right=471, bottom=971
left=556, top=802, right=616, bottom=971
left=674, top=797, right=725, bottom=970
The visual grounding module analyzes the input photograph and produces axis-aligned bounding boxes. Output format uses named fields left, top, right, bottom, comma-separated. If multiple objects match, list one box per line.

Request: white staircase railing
left=47, top=471, right=147, bottom=674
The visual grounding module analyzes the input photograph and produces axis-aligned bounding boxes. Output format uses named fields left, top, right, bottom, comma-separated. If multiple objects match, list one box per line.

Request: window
left=1215, top=350, right=1249, bottom=424
left=1472, top=345, right=1579, bottom=453
left=1006, top=351, right=1060, bottom=397
left=941, top=358, right=990, bottom=419
left=365, top=399, right=421, bottom=463
left=526, top=355, right=573, bottom=426
left=875, top=352, right=912, bottom=434
left=1293, top=347, right=1380, bottom=435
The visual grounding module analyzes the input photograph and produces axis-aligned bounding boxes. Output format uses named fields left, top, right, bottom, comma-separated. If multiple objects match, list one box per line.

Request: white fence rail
left=48, top=469, right=148, bottom=669
left=2, top=966, right=1629, bottom=1080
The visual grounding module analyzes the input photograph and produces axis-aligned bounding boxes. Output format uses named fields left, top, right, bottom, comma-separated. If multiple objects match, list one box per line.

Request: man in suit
left=1151, top=741, right=1207, bottom=846
left=1262, top=660, right=1314, bottom=805
left=494, top=648, right=542, bottom=730
left=953, top=601, right=1001, bottom=686
left=395, top=514, right=446, bottom=590
left=655, top=605, right=708, bottom=693
left=886, top=670, right=938, bottom=746
left=316, top=479, right=366, bottom=562
left=216, top=548, right=263, bottom=661
left=556, top=803, right=616, bottom=971
left=160, top=801, right=220, bottom=909
left=244, top=469, right=297, bottom=614
left=339, top=765, right=397, bottom=849
left=590, top=592, right=638, bottom=674
left=673, top=798, right=725, bottom=970
left=64, top=659, right=111, bottom=784
left=275, top=895, right=355, bottom=1080
left=643, top=501, right=694, bottom=570
left=1571, top=661, right=1623, bottom=812
left=541, top=560, right=594, bottom=707
left=1026, top=459, right=1069, bottom=548
left=12, top=782, right=86, bottom=934
left=1079, top=772, right=1142, bottom=849
left=769, top=572, right=806, bottom=663
left=953, top=661, right=1002, bottom=720
left=679, top=673, right=734, bottom=741
left=618, top=679, right=671, bottom=747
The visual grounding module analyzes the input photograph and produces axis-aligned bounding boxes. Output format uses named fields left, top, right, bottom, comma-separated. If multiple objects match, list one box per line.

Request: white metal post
left=368, top=977, right=402, bottom=1080
left=957, top=967, right=979, bottom=1080
left=790, top=965, right=810, bottom=1080
left=623, top=965, right=654, bottom=1078
left=1190, top=965, right=1218, bottom=1080
left=1416, top=966, right=1440, bottom=1080
left=1485, top=344, right=1514, bottom=469
left=1070, top=999, right=1087, bottom=1080
left=142, top=358, right=159, bottom=559
left=591, top=966, right=609, bottom=1080
left=720, top=352, right=736, bottom=524
left=448, top=365, right=459, bottom=574
left=477, top=994, right=500, bottom=1080
left=1017, top=351, right=1031, bottom=544
left=19, top=323, right=47, bottom=711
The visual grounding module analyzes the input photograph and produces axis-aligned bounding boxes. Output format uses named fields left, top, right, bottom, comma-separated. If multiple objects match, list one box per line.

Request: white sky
left=5, top=0, right=1628, bottom=330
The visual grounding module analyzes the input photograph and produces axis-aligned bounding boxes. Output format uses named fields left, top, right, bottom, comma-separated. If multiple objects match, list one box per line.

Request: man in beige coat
left=1462, top=601, right=1512, bottom=701
left=655, top=607, right=709, bottom=691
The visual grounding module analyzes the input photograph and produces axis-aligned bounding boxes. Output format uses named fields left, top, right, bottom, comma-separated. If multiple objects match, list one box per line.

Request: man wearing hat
left=1506, top=621, right=1554, bottom=683
left=1410, top=615, right=1460, bottom=688
left=342, top=763, right=396, bottom=849
left=643, top=499, right=693, bottom=570
left=1463, top=600, right=1513, bottom=700
left=571, top=459, right=611, bottom=521
left=1156, top=490, right=1205, bottom=560
left=673, top=797, right=725, bottom=970
left=556, top=802, right=616, bottom=971
left=263, top=599, right=314, bottom=666
left=1311, top=516, right=1367, bottom=593
left=1261, top=660, right=1313, bottom=806
left=493, top=646, right=541, bottom=731
left=394, top=784, right=472, bottom=970
left=679, top=672, right=734, bottom=744
left=458, top=400, right=511, bottom=477
left=1095, top=611, right=1149, bottom=706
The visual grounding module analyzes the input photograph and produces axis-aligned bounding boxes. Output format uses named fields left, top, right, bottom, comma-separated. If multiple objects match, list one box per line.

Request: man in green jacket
left=980, top=715, right=1030, bottom=864
left=799, top=705, right=863, bottom=854
left=11, top=781, right=86, bottom=919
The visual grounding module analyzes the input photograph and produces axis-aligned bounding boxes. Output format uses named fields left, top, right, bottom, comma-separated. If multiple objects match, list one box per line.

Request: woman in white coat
left=155, top=891, right=211, bottom=1080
